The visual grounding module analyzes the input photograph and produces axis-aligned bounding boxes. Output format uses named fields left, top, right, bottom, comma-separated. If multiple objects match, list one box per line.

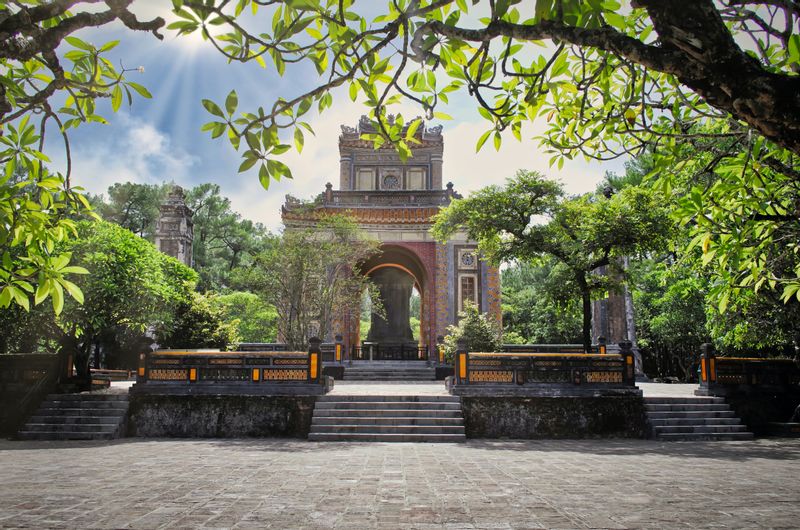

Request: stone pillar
left=431, top=154, right=443, bottom=190
left=591, top=261, right=645, bottom=379
left=339, top=155, right=352, bottom=190
left=367, top=268, right=415, bottom=344
left=154, top=186, right=194, bottom=268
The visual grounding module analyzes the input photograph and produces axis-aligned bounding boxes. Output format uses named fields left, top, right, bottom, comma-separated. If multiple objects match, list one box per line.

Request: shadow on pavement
left=3, top=436, right=800, bottom=463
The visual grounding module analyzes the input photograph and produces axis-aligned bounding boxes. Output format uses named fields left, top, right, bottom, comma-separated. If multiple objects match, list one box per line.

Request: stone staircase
left=308, top=395, right=466, bottom=442
left=17, top=393, right=129, bottom=441
left=645, top=397, right=754, bottom=441
left=342, top=361, right=435, bottom=381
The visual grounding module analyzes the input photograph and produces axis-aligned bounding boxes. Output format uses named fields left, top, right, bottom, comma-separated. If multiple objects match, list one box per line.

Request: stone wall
left=461, top=396, right=649, bottom=439
left=128, top=395, right=317, bottom=438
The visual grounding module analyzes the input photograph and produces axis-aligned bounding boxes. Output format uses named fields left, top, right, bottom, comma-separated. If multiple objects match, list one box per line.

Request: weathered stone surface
left=2, top=438, right=799, bottom=528
left=461, top=395, right=648, bottom=439
left=128, top=395, right=316, bottom=438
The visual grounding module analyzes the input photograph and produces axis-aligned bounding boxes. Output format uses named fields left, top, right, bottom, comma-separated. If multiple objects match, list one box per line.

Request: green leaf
left=59, top=279, right=84, bottom=304
left=111, top=85, right=122, bottom=112
left=51, top=281, right=64, bottom=315
left=225, top=90, right=238, bottom=115
left=476, top=130, right=492, bottom=152
left=126, top=82, right=152, bottom=99
left=202, top=99, right=225, bottom=118
left=294, top=128, right=304, bottom=153
left=98, top=40, right=120, bottom=52
left=65, top=36, right=94, bottom=51
left=258, top=163, right=271, bottom=189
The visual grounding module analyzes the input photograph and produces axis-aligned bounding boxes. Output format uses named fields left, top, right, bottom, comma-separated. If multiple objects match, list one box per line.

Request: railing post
left=308, top=337, right=321, bottom=384
left=455, top=338, right=469, bottom=384
left=138, top=351, right=147, bottom=381
left=334, top=334, right=343, bottom=363
left=619, top=340, right=634, bottom=386
left=437, top=335, right=445, bottom=364
left=700, top=343, right=716, bottom=388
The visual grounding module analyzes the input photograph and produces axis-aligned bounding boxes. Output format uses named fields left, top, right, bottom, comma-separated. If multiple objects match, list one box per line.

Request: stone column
left=367, top=268, right=415, bottom=344
left=431, top=154, right=443, bottom=190
left=339, top=155, right=352, bottom=190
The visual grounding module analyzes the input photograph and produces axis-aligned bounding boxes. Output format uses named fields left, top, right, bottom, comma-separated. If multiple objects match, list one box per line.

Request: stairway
left=17, top=393, right=129, bottom=441
left=342, top=361, right=435, bottom=381
left=645, top=397, right=754, bottom=441
left=309, top=395, right=465, bottom=442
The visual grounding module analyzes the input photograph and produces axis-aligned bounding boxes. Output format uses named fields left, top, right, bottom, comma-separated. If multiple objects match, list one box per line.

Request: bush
left=442, top=302, right=501, bottom=363
left=157, top=292, right=239, bottom=350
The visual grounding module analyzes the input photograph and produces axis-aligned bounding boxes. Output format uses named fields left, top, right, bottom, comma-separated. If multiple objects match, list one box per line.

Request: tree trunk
left=576, top=274, right=592, bottom=353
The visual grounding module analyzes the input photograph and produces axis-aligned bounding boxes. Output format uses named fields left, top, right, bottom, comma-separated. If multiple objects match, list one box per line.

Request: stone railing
left=698, top=344, right=800, bottom=394
left=135, top=338, right=330, bottom=394
left=449, top=340, right=636, bottom=394
left=501, top=343, right=607, bottom=354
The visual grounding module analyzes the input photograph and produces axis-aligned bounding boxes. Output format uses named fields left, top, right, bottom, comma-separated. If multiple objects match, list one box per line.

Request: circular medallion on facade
left=382, top=174, right=400, bottom=190
left=461, top=251, right=475, bottom=267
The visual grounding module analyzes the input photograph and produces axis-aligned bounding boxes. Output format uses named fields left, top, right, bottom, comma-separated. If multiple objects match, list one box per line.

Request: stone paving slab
left=0, top=437, right=798, bottom=529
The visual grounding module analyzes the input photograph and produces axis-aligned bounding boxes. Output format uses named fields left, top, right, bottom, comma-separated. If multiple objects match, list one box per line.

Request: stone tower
left=282, top=116, right=502, bottom=359
left=154, top=185, right=194, bottom=267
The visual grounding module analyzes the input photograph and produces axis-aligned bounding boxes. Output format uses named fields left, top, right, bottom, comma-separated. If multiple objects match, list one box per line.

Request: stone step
left=312, top=416, right=464, bottom=426
left=310, top=425, right=466, bottom=435
left=654, top=424, right=749, bottom=434
left=28, top=415, right=122, bottom=425
left=648, top=417, right=742, bottom=427
left=647, top=410, right=736, bottom=419
left=308, top=432, right=466, bottom=443
left=313, top=408, right=462, bottom=418
left=17, top=430, right=117, bottom=441
left=19, top=392, right=129, bottom=441
left=22, top=422, right=119, bottom=433
left=41, top=400, right=129, bottom=410
left=317, top=395, right=459, bottom=403
left=656, top=432, right=754, bottom=442
left=342, top=377, right=436, bottom=382
left=36, top=407, right=130, bottom=417
left=643, top=397, right=725, bottom=404
left=314, top=401, right=461, bottom=410
left=645, top=403, right=731, bottom=412
left=309, top=393, right=465, bottom=443
left=45, top=393, right=128, bottom=402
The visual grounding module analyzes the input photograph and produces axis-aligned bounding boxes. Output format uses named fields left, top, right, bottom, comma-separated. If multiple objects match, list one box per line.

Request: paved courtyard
left=0, top=436, right=798, bottom=529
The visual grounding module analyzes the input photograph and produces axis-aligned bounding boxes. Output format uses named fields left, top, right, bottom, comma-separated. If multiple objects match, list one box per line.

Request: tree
left=157, top=292, right=240, bottom=350
left=186, top=183, right=269, bottom=290
left=211, top=291, right=278, bottom=343
left=181, top=0, right=800, bottom=307
left=1, top=0, right=165, bottom=310
left=432, top=170, right=671, bottom=351
left=91, top=182, right=169, bottom=240
left=232, top=214, right=380, bottom=349
left=57, top=221, right=197, bottom=381
left=501, top=259, right=582, bottom=344
left=442, top=302, right=501, bottom=362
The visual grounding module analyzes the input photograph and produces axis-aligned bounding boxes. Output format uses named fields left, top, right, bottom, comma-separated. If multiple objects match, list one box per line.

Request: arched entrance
left=357, top=245, right=430, bottom=360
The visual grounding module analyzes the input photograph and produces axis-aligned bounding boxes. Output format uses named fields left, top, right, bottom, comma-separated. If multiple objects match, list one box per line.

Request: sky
left=50, top=1, right=627, bottom=231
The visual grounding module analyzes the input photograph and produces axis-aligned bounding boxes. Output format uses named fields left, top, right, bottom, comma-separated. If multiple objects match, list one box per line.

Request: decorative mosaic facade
left=281, top=117, right=502, bottom=360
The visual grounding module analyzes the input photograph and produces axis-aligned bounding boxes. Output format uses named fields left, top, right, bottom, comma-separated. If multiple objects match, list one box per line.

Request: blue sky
left=51, top=1, right=627, bottom=231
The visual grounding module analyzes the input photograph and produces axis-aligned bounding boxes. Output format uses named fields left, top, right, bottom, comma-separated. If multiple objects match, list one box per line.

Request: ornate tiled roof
left=339, top=115, right=443, bottom=149
left=282, top=206, right=441, bottom=225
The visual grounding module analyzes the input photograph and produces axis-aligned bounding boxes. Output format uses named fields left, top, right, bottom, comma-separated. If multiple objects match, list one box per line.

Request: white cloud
left=58, top=113, right=198, bottom=195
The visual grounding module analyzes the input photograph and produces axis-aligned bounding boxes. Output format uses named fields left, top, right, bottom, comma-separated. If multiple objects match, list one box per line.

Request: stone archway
left=358, top=245, right=431, bottom=358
